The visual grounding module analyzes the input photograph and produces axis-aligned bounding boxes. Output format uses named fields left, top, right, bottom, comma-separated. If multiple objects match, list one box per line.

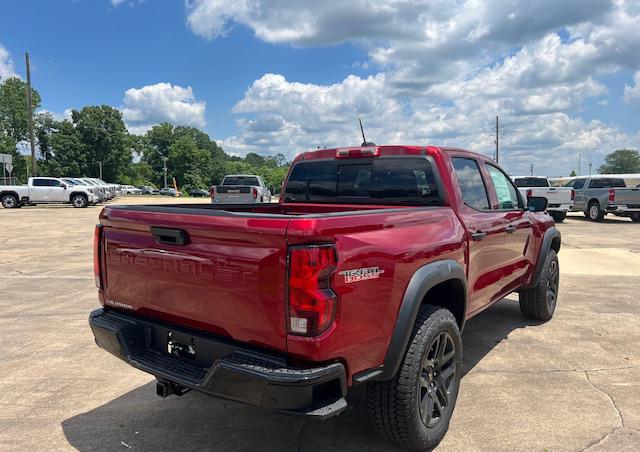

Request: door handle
left=505, top=225, right=517, bottom=234
left=151, top=227, right=190, bottom=246
left=471, top=231, right=487, bottom=241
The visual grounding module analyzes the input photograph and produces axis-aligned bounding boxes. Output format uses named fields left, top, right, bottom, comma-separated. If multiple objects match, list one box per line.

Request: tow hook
left=156, top=379, right=190, bottom=398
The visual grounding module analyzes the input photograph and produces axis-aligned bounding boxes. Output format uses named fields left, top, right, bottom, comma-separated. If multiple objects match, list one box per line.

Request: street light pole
left=589, top=162, right=592, bottom=176
left=162, top=157, right=168, bottom=188
left=98, top=161, right=102, bottom=180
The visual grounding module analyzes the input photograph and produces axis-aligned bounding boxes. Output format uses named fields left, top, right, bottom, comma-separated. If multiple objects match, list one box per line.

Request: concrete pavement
left=0, top=201, right=638, bottom=451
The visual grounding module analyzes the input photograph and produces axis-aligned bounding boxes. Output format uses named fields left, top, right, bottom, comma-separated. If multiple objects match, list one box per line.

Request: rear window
left=589, top=178, right=626, bottom=188
left=223, top=176, right=260, bottom=186
left=284, top=157, right=442, bottom=205
left=513, top=177, right=549, bottom=188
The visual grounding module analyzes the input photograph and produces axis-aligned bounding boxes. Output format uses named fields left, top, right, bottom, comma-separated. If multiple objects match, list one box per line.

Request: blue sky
left=1, top=0, right=639, bottom=176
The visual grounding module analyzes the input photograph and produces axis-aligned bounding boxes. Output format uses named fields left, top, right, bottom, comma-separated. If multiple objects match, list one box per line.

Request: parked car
left=1, top=177, right=98, bottom=208
left=90, top=145, right=560, bottom=450
left=512, top=176, right=574, bottom=222
left=211, top=174, right=271, bottom=203
left=189, top=188, right=209, bottom=197
left=565, top=176, right=640, bottom=222
left=139, top=185, right=159, bottom=195
left=159, top=187, right=180, bottom=196
left=61, top=178, right=107, bottom=203
left=79, top=178, right=112, bottom=200
left=121, top=185, right=142, bottom=195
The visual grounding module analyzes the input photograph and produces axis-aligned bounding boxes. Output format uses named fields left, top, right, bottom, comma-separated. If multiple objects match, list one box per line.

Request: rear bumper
left=547, top=203, right=572, bottom=212
left=89, top=308, right=347, bottom=419
left=607, top=204, right=640, bottom=213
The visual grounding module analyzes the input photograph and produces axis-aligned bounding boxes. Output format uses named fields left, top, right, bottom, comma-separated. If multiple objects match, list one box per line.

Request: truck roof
left=292, top=145, right=487, bottom=163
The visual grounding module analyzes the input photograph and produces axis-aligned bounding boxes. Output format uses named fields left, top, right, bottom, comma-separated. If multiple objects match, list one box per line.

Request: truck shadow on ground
left=62, top=298, right=538, bottom=451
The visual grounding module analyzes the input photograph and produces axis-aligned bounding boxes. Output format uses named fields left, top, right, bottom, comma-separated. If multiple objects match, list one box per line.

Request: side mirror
left=527, top=196, right=548, bottom=212
left=61, top=184, right=67, bottom=189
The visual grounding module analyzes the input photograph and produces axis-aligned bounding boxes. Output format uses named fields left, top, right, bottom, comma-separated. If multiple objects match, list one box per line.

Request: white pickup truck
left=512, top=176, right=574, bottom=222
left=0, top=177, right=98, bottom=208
left=211, top=174, right=272, bottom=204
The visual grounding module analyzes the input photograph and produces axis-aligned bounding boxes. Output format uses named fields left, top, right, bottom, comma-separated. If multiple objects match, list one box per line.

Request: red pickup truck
left=90, top=145, right=560, bottom=450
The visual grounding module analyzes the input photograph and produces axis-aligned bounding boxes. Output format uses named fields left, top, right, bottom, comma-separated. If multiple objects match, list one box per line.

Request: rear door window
left=451, top=158, right=490, bottom=210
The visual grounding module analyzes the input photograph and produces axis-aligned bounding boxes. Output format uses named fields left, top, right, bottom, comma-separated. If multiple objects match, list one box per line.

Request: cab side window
left=486, top=164, right=521, bottom=210
left=452, top=158, right=490, bottom=210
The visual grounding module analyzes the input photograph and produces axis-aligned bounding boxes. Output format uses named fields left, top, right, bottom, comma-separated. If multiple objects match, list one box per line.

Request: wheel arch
left=521, top=226, right=561, bottom=290
left=1, top=190, right=20, bottom=199
left=355, top=259, right=467, bottom=383
left=69, top=191, right=88, bottom=202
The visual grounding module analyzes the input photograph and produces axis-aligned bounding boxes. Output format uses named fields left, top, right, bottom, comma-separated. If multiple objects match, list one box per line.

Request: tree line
left=0, top=77, right=290, bottom=192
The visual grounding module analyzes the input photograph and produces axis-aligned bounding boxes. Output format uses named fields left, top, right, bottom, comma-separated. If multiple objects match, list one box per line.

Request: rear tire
left=549, top=211, right=566, bottom=223
left=630, top=213, right=640, bottom=223
left=587, top=201, right=605, bottom=222
left=1, top=194, right=19, bottom=208
left=367, top=305, right=462, bottom=451
left=519, top=250, right=559, bottom=321
left=71, top=194, right=88, bottom=208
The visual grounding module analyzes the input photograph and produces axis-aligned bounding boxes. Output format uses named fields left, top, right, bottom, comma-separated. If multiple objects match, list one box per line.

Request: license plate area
left=167, top=331, right=197, bottom=360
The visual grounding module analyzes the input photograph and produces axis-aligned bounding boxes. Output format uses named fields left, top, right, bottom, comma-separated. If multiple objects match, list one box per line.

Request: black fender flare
left=354, top=259, right=467, bottom=383
left=521, top=226, right=561, bottom=289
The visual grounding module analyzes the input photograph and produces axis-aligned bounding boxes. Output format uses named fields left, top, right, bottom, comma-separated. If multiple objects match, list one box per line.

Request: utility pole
left=98, top=161, right=103, bottom=180
left=530, top=163, right=534, bottom=176
left=25, top=52, right=37, bottom=177
left=162, top=156, right=168, bottom=188
left=588, top=162, right=592, bottom=176
left=495, top=115, right=499, bottom=163
left=578, top=153, right=582, bottom=176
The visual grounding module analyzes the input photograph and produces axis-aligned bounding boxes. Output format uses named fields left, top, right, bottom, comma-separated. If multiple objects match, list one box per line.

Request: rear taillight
left=571, top=189, right=575, bottom=200
left=252, top=188, right=258, bottom=199
left=609, top=189, right=615, bottom=203
left=94, top=224, right=103, bottom=289
left=288, top=245, right=337, bottom=336
left=526, top=189, right=533, bottom=198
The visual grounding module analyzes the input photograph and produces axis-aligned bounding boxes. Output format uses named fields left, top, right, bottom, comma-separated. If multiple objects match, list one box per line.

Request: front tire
left=71, top=194, right=88, bottom=208
left=367, top=305, right=462, bottom=451
left=1, top=194, right=19, bottom=208
left=519, top=249, right=559, bottom=321
left=587, top=201, right=605, bottom=222
left=630, top=212, right=640, bottom=223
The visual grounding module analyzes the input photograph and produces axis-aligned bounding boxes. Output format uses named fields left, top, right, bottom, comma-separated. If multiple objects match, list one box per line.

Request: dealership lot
left=0, top=199, right=639, bottom=451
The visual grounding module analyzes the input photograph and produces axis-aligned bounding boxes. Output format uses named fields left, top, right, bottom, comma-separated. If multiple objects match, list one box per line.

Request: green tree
left=598, top=149, right=640, bottom=174
left=71, top=105, right=131, bottom=181
left=569, top=170, right=577, bottom=177
left=35, top=111, right=56, bottom=161
left=0, top=77, right=41, bottom=142
left=48, top=120, right=86, bottom=176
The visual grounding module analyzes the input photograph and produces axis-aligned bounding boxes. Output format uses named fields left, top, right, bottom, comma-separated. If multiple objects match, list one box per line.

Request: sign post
left=0, top=153, right=13, bottom=185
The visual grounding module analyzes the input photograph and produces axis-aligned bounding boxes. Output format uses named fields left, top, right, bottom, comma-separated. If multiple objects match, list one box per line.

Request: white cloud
left=224, top=73, right=638, bottom=176
left=186, top=0, right=640, bottom=175
left=624, top=72, right=640, bottom=107
left=121, top=82, right=206, bottom=134
left=111, top=0, right=126, bottom=5
left=0, top=44, right=17, bottom=80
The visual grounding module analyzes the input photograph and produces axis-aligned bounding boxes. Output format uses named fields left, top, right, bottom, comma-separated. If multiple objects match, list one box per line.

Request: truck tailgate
left=214, top=186, right=254, bottom=203
left=540, top=187, right=572, bottom=203
left=613, top=188, right=640, bottom=205
left=99, top=207, right=290, bottom=352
